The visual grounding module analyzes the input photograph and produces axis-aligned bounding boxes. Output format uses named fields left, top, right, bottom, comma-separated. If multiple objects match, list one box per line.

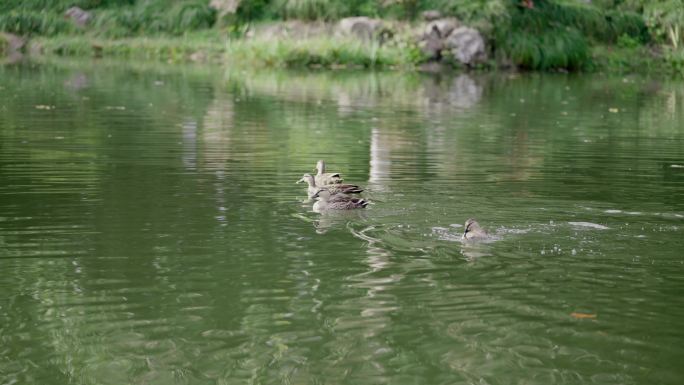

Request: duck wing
left=330, top=184, right=363, bottom=194
left=328, top=198, right=369, bottom=210
left=315, top=173, right=343, bottom=185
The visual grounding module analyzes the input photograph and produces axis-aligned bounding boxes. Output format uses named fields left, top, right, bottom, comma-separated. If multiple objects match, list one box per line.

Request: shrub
left=643, top=0, right=684, bottom=48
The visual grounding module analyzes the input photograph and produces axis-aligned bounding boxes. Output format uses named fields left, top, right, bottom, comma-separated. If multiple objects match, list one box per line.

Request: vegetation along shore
left=1, top=0, right=683, bottom=74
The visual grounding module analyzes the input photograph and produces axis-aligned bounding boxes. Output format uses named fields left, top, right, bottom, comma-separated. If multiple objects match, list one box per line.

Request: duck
left=297, top=173, right=363, bottom=198
left=462, top=218, right=489, bottom=240
left=314, top=160, right=343, bottom=185
left=312, top=188, right=369, bottom=211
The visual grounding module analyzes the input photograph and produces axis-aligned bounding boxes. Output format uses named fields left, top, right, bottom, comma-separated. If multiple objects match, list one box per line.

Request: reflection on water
left=1, top=59, right=683, bottom=385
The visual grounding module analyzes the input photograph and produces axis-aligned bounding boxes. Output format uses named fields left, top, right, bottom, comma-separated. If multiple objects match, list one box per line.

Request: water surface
left=1, top=60, right=683, bottom=385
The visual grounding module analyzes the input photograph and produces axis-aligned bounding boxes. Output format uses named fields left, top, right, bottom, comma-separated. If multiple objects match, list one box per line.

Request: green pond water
left=1, top=60, right=683, bottom=385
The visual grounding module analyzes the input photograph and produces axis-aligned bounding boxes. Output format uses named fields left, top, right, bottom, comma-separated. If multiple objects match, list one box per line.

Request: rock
left=0, top=33, right=26, bottom=53
left=0, top=33, right=25, bottom=64
left=189, top=51, right=208, bottom=62
left=247, top=21, right=332, bottom=40
left=424, top=18, right=459, bottom=39
left=64, top=7, right=92, bottom=27
left=444, top=27, right=487, bottom=66
left=419, top=25, right=444, bottom=60
left=422, top=10, right=442, bottom=22
left=338, top=17, right=386, bottom=41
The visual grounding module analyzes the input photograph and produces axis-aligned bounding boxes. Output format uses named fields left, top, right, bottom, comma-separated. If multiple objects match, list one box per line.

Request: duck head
left=462, top=218, right=484, bottom=240
left=311, top=187, right=331, bottom=200
left=297, top=173, right=316, bottom=187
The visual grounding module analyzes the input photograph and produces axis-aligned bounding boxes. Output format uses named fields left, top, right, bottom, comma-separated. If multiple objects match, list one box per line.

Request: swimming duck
left=312, top=188, right=369, bottom=211
left=297, top=173, right=363, bottom=198
left=314, top=160, right=343, bottom=185
left=462, top=218, right=488, bottom=240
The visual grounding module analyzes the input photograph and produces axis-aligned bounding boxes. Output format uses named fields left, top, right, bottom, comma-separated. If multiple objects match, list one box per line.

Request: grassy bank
left=3, top=0, right=684, bottom=75
left=33, top=32, right=681, bottom=75
left=33, top=32, right=424, bottom=69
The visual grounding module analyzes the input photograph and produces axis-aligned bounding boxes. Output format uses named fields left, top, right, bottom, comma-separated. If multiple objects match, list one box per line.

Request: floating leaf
left=571, top=312, right=597, bottom=319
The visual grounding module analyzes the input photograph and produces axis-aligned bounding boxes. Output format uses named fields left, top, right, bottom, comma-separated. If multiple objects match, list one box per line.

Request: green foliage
left=484, top=0, right=649, bottom=70
left=0, top=35, right=8, bottom=54
left=270, top=0, right=381, bottom=20
left=617, top=33, right=640, bottom=48
left=236, top=0, right=275, bottom=21
left=500, top=28, right=589, bottom=70
left=425, top=0, right=509, bottom=24
left=91, top=0, right=216, bottom=37
left=502, top=1, right=647, bottom=44
left=275, top=0, right=338, bottom=20
left=1, top=0, right=215, bottom=37
left=168, top=1, right=216, bottom=33
left=664, top=47, right=684, bottom=74
left=643, top=0, right=684, bottom=47
left=0, top=0, right=135, bottom=13
left=0, top=10, right=74, bottom=36
left=604, top=10, right=649, bottom=43
left=226, top=37, right=414, bottom=68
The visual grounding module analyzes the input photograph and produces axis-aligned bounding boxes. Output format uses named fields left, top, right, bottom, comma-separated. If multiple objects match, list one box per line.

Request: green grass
left=34, top=33, right=420, bottom=69
left=0, top=35, right=8, bottom=54
left=0, top=0, right=216, bottom=38
left=590, top=44, right=668, bottom=74
left=499, top=28, right=589, bottom=71
left=30, top=32, right=682, bottom=75
left=234, top=37, right=418, bottom=68
left=0, top=10, right=74, bottom=36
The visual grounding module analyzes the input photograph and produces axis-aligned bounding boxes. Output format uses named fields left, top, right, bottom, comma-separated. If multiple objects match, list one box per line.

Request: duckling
left=462, top=218, right=488, bottom=240
left=314, top=160, right=343, bottom=185
left=297, top=173, right=363, bottom=198
left=312, top=188, right=369, bottom=211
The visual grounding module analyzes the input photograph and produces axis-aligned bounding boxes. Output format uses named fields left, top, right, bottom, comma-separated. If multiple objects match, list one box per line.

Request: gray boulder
left=64, top=7, right=92, bottom=27
left=444, top=27, right=487, bottom=65
left=419, top=25, right=444, bottom=60
left=337, top=17, right=387, bottom=42
left=0, top=33, right=25, bottom=64
left=0, top=33, right=25, bottom=53
left=424, top=18, right=459, bottom=39
left=422, top=10, right=442, bottom=21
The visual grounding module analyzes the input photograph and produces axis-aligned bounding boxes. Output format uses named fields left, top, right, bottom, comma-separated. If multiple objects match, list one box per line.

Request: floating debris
left=570, top=312, right=597, bottom=320
left=105, top=106, right=126, bottom=110
left=608, top=107, right=619, bottom=113
left=34, top=105, right=55, bottom=110
left=568, top=221, right=609, bottom=230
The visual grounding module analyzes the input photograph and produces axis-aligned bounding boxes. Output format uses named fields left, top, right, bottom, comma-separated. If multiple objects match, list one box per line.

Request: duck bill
left=296, top=178, right=304, bottom=184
